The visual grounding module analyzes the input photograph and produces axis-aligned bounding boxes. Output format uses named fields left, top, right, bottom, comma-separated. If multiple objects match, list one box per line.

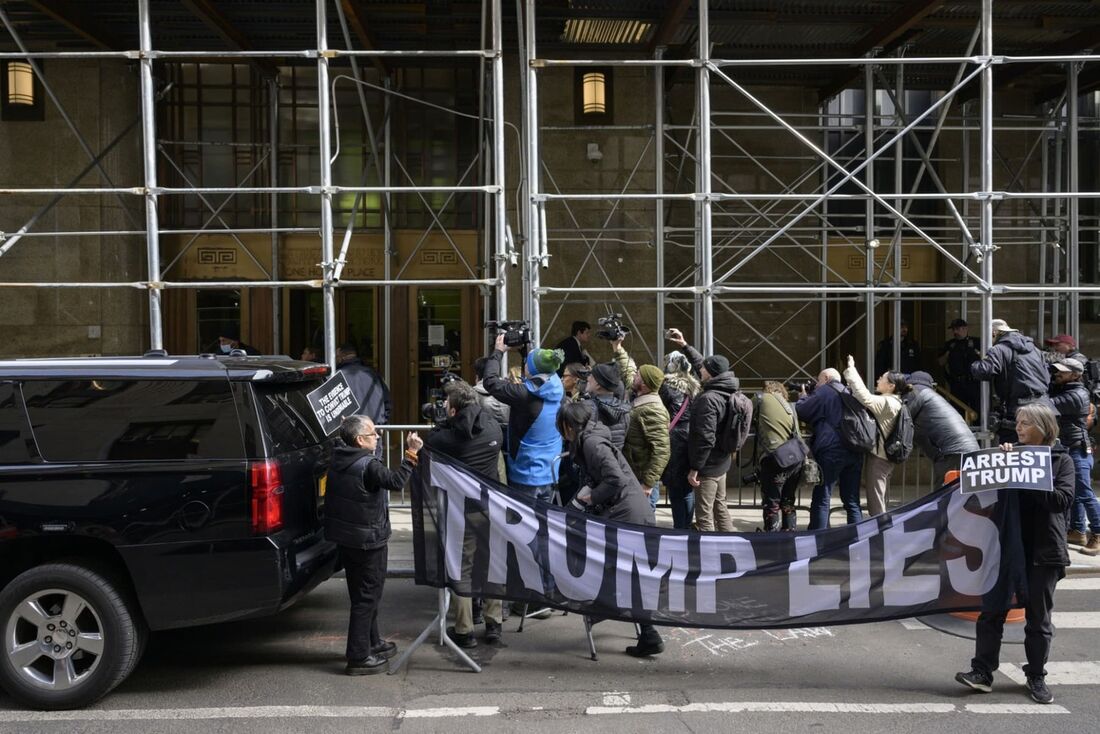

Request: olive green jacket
left=623, top=392, right=671, bottom=488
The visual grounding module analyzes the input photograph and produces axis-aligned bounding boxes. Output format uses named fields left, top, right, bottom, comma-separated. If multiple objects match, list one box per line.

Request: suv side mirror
left=228, top=349, right=248, bottom=358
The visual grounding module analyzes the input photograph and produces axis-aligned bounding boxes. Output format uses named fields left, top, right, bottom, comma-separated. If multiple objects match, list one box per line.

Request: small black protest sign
left=306, top=372, right=360, bottom=435
left=958, top=446, right=1053, bottom=495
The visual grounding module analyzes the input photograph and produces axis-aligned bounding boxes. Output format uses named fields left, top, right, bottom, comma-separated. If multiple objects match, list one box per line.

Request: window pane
left=23, top=380, right=244, bottom=462
left=0, top=382, right=32, bottom=464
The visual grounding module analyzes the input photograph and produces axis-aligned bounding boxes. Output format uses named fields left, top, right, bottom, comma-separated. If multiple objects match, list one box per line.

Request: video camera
left=420, top=370, right=462, bottom=425
left=486, top=319, right=531, bottom=349
left=596, top=314, right=630, bottom=341
left=784, top=379, right=816, bottom=401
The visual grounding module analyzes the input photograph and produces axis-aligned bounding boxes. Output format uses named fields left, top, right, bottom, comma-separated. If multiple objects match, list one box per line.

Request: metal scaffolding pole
left=655, top=46, right=666, bottom=366
left=698, top=0, right=714, bottom=354
left=864, top=61, right=876, bottom=380
left=524, top=0, right=541, bottom=341
left=979, top=0, right=994, bottom=444
left=269, top=77, right=281, bottom=352
left=138, top=0, right=163, bottom=350
left=384, top=78, right=393, bottom=384
left=316, top=0, right=338, bottom=371
left=1068, top=60, right=1081, bottom=338
left=492, top=0, right=508, bottom=321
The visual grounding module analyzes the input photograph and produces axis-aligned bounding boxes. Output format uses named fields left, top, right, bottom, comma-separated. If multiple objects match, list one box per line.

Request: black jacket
left=659, top=374, right=694, bottom=491
left=1050, top=380, right=1090, bottom=450
left=687, top=371, right=740, bottom=477
left=324, top=445, right=414, bottom=550
left=970, top=331, right=1051, bottom=414
left=1018, top=443, right=1074, bottom=567
left=904, top=385, right=979, bottom=462
left=584, top=393, right=631, bottom=449
left=338, top=359, right=392, bottom=424
left=572, top=422, right=654, bottom=526
left=940, top=336, right=980, bottom=382
left=875, top=335, right=921, bottom=376
left=555, top=335, right=591, bottom=375
left=425, top=403, right=504, bottom=482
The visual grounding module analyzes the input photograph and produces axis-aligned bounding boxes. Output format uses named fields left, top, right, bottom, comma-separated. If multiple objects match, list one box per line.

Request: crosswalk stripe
left=584, top=701, right=1067, bottom=715
left=1052, top=612, right=1100, bottom=628
left=1000, top=662, right=1100, bottom=686
left=1059, top=577, right=1100, bottom=591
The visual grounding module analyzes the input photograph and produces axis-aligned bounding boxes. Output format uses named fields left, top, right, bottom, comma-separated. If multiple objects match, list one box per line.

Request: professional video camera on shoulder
left=421, top=370, right=462, bottom=425
left=486, top=319, right=531, bottom=349
left=596, top=313, right=630, bottom=341
left=785, top=379, right=816, bottom=401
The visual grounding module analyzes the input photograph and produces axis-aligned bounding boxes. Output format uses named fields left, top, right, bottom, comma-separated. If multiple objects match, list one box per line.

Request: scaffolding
left=0, top=0, right=1099, bottom=448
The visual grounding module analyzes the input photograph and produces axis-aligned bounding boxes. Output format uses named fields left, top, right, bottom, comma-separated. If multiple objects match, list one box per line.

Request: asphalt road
left=3, top=575, right=1100, bottom=734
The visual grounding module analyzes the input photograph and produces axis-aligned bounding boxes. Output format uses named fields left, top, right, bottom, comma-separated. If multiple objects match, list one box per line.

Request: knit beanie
left=703, top=354, right=729, bottom=377
left=639, top=364, right=665, bottom=392
left=591, top=362, right=621, bottom=391
left=526, top=348, right=564, bottom=375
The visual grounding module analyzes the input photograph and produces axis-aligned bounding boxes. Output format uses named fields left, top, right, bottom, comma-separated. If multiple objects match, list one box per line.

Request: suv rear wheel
left=0, top=564, right=143, bottom=710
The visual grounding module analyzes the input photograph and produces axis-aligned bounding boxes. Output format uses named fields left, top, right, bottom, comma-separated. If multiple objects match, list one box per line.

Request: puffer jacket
left=904, top=384, right=979, bottom=462
left=482, top=350, right=563, bottom=486
left=324, top=445, right=414, bottom=550
left=1050, top=379, right=1090, bottom=450
left=572, top=422, right=655, bottom=526
left=474, top=381, right=510, bottom=427
left=796, top=380, right=849, bottom=457
left=688, top=370, right=741, bottom=477
left=659, top=372, right=698, bottom=491
left=1018, top=442, right=1074, bottom=567
left=970, top=331, right=1052, bottom=414
left=843, top=364, right=902, bottom=460
left=623, top=393, right=670, bottom=488
left=585, top=393, right=631, bottom=450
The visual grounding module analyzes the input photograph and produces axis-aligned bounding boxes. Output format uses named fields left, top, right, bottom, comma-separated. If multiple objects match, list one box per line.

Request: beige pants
left=451, top=594, right=502, bottom=635
left=694, top=474, right=732, bottom=532
left=862, top=454, right=895, bottom=516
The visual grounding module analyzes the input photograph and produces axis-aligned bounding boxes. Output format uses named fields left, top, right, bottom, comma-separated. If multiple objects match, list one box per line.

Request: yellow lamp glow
left=582, top=71, right=605, bottom=115
left=7, top=61, right=34, bottom=106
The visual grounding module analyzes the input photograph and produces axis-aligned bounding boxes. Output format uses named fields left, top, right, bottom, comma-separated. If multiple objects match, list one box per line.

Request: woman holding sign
left=955, top=403, right=1074, bottom=705
left=843, top=356, right=909, bottom=516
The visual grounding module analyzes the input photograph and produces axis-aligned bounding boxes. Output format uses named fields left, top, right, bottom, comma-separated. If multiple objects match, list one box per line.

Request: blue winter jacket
left=482, top=350, right=564, bottom=486
left=795, top=380, right=849, bottom=457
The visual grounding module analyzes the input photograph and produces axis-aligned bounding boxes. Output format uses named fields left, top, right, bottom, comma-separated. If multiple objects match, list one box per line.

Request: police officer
left=938, top=318, right=981, bottom=415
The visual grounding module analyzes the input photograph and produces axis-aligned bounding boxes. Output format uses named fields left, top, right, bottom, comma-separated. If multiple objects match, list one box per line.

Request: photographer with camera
left=556, top=401, right=663, bottom=657
left=796, top=369, right=864, bottom=530
left=660, top=348, right=702, bottom=529
left=755, top=381, right=806, bottom=532
left=610, top=337, right=670, bottom=510
left=482, top=332, right=564, bottom=502
left=970, top=318, right=1053, bottom=443
left=423, top=381, right=507, bottom=646
left=585, top=362, right=632, bottom=450
left=561, top=363, right=590, bottom=402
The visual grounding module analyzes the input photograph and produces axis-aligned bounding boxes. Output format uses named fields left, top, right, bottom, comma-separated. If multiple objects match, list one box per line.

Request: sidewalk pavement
left=385, top=503, right=1100, bottom=577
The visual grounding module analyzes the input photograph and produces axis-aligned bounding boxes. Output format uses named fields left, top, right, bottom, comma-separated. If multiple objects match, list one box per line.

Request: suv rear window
left=22, top=379, right=245, bottom=462
left=254, top=381, right=327, bottom=454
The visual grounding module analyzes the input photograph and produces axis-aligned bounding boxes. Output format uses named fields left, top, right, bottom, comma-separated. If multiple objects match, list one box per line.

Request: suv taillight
left=250, top=460, right=284, bottom=534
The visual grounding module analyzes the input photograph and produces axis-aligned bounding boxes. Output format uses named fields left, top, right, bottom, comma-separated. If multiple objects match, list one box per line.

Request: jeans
left=648, top=485, right=659, bottom=510
left=972, top=565, right=1063, bottom=678
left=1069, top=447, right=1100, bottom=535
left=668, top=485, right=695, bottom=530
left=512, top=482, right=553, bottom=504
left=808, top=447, right=863, bottom=531
left=339, top=545, right=388, bottom=662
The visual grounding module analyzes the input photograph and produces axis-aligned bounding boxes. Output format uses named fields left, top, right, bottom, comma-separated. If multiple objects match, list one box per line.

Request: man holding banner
left=955, top=404, right=1074, bottom=705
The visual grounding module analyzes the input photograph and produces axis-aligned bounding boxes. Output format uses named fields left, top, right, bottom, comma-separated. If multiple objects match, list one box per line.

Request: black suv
left=0, top=353, right=339, bottom=709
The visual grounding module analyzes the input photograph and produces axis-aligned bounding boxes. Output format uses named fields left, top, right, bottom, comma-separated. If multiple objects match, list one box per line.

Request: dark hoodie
left=970, top=331, right=1051, bottom=414
left=425, top=403, right=504, bottom=482
left=324, top=446, right=414, bottom=550
left=659, top=372, right=698, bottom=491
left=688, top=370, right=741, bottom=478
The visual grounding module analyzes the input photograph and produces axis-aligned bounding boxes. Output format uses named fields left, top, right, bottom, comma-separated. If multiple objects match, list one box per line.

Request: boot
left=1068, top=529, right=1089, bottom=546
left=781, top=505, right=797, bottom=531
left=625, top=625, right=664, bottom=657
left=1080, top=533, right=1100, bottom=557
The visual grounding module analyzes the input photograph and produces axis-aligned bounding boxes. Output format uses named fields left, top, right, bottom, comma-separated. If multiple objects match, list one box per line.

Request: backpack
left=1083, top=359, right=1100, bottom=431
left=882, top=402, right=914, bottom=464
left=716, top=391, right=754, bottom=456
left=836, top=388, right=877, bottom=454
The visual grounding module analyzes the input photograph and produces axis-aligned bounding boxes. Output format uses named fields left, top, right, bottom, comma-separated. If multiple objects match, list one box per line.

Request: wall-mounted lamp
left=574, top=67, right=613, bottom=125
left=2, top=60, right=44, bottom=121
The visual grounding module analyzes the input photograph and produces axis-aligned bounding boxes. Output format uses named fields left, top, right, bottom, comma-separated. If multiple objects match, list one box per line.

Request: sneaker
left=346, top=655, right=387, bottom=676
left=955, top=669, right=994, bottom=693
left=1081, top=533, right=1100, bottom=557
left=1068, top=529, right=1089, bottom=546
left=370, top=640, right=397, bottom=660
left=484, top=620, right=502, bottom=643
left=1026, top=675, right=1054, bottom=704
left=446, top=626, right=478, bottom=649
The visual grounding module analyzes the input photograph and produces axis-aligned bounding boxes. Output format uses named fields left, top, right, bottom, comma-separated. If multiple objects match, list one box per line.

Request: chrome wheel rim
left=5, top=588, right=104, bottom=691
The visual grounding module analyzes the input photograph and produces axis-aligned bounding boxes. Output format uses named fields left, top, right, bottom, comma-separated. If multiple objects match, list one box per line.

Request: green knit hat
left=639, top=364, right=665, bottom=392
left=526, top=348, right=564, bottom=375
